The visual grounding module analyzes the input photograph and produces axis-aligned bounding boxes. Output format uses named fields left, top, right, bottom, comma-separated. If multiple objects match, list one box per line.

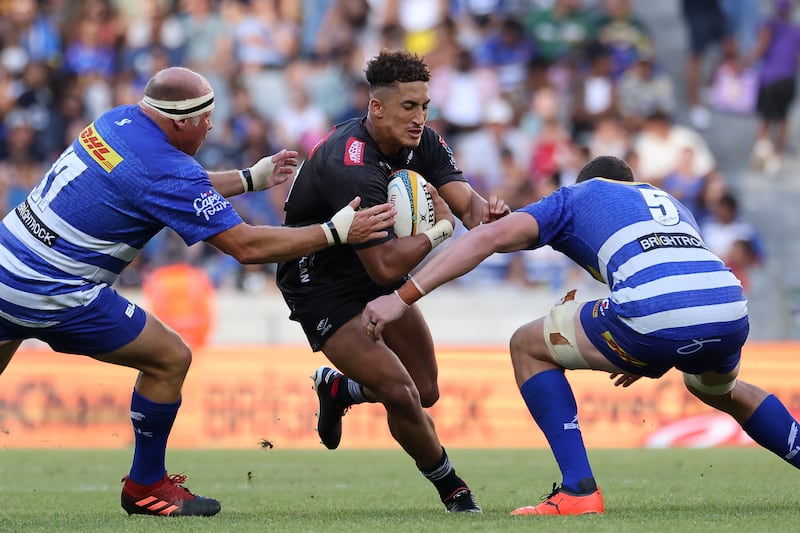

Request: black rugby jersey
left=277, top=117, right=466, bottom=301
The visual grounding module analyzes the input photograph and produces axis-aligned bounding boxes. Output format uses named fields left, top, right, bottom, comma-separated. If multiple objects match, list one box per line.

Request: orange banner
left=1, top=343, right=798, bottom=449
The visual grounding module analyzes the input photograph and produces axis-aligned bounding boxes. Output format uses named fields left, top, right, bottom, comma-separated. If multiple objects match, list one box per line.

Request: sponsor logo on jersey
left=114, top=118, right=131, bottom=126
left=78, top=123, right=124, bottom=172
left=601, top=330, right=646, bottom=368
left=16, top=201, right=59, bottom=247
left=344, top=137, right=365, bottom=166
left=638, top=232, right=706, bottom=251
left=592, top=298, right=609, bottom=318
left=193, top=189, right=229, bottom=221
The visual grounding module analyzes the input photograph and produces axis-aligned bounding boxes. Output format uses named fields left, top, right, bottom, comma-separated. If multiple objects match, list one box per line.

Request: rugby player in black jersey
left=277, top=49, right=509, bottom=513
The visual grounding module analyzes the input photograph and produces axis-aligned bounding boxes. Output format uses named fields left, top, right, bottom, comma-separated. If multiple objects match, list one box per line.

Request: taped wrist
left=396, top=278, right=424, bottom=306
left=242, top=156, right=276, bottom=192
left=423, top=219, right=453, bottom=249
left=320, top=204, right=356, bottom=246
left=239, top=168, right=254, bottom=193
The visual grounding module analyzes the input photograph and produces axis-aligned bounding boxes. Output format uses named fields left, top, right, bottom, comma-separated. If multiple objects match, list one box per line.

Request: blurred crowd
left=0, top=0, right=789, bottom=293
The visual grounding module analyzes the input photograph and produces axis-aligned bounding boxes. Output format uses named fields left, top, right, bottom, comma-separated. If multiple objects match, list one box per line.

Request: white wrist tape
left=242, top=156, right=276, bottom=192
left=320, top=204, right=356, bottom=246
left=423, top=219, right=453, bottom=249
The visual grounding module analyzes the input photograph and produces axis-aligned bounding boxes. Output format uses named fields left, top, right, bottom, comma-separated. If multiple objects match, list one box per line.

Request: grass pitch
left=0, top=447, right=796, bottom=532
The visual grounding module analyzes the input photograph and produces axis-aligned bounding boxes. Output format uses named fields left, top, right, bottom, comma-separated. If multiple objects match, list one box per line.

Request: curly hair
left=364, top=49, right=431, bottom=91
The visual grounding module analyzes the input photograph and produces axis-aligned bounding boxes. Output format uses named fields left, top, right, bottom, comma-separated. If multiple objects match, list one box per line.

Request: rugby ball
left=386, top=169, right=435, bottom=237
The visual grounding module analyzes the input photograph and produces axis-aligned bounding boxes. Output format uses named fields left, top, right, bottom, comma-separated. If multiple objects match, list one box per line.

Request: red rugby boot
left=121, top=473, right=221, bottom=516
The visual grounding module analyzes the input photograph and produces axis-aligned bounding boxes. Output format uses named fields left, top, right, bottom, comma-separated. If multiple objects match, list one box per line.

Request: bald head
left=140, top=67, right=215, bottom=121
left=144, top=67, right=211, bottom=101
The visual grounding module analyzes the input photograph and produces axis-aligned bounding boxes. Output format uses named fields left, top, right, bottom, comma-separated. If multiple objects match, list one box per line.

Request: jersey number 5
left=639, top=188, right=679, bottom=226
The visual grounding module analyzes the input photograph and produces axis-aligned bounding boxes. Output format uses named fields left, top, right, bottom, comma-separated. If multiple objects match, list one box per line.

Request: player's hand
left=341, top=197, right=396, bottom=245
left=609, top=372, right=643, bottom=388
left=251, top=149, right=300, bottom=191
left=481, top=194, right=511, bottom=223
left=427, top=183, right=454, bottom=227
left=362, top=292, right=409, bottom=341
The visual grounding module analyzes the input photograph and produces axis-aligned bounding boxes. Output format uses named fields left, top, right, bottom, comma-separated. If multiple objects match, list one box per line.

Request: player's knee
left=509, top=326, right=531, bottom=364
left=683, top=372, right=736, bottom=397
left=161, top=339, right=193, bottom=378
left=418, top=382, right=440, bottom=408
left=509, top=325, right=547, bottom=370
left=379, top=379, right=422, bottom=412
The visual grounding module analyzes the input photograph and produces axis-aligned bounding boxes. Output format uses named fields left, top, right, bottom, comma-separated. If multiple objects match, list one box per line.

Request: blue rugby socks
left=520, top=369, right=595, bottom=493
left=742, top=394, right=800, bottom=468
left=128, top=389, right=181, bottom=485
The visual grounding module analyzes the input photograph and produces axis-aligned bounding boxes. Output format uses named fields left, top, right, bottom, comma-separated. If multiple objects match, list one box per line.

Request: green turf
left=0, top=447, right=795, bottom=532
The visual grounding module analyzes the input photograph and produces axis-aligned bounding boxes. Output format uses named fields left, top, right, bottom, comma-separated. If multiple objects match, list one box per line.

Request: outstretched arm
left=207, top=197, right=395, bottom=264
left=208, top=149, right=300, bottom=197
left=363, top=211, right=539, bottom=339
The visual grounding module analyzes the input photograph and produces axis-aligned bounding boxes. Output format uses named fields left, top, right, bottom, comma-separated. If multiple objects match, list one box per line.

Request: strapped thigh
left=682, top=372, right=737, bottom=395
left=543, top=296, right=591, bottom=370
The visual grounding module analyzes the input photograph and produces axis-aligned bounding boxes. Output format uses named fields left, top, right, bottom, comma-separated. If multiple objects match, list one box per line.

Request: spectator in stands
left=529, top=116, right=572, bottom=187
left=633, top=110, right=716, bottom=185
left=720, top=0, right=762, bottom=60
left=385, top=0, right=449, bottom=56
left=660, top=146, right=715, bottom=221
left=429, top=46, right=500, bottom=137
left=233, top=0, right=299, bottom=121
left=701, top=191, right=765, bottom=292
left=313, top=0, right=376, bottom=70
left=454, top=96, right=531, bottom=201
left=681, top=0, right=731, bottom=130
left=0, top=110, right=46, bottom=216
left=617, top=45, right=676, bottom=131
left=1, top=0, right=62, bottom=68
left=587, top=115, right=630, bottom=161
left=569, top=40, right=618, bottom=144
left=524, top=0, right=596, bottom=66
left=421, top=17, right=462, bottom=72
left=473, top=15, right=538, bottom=98
left=273, top=78, right=328, bottom=157
left=594, top=0, right=653, bottom=79
left=745, top=0, right=800, bottom=175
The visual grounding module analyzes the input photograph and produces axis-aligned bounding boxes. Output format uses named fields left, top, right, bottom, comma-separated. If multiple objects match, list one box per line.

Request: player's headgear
left=140, top=91, right=215, bottom=121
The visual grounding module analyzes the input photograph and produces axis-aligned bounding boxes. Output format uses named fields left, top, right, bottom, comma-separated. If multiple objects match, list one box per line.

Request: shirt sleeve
left=140, top=166, right=244, bottom=246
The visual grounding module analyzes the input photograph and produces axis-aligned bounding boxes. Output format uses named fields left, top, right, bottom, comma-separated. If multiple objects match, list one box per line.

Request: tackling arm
left=208, top=150, right=300, bottom=197
left=206, top=198, right=394, bottom=264
left=362, top=212, right=539, bottom=339
left=403, top=212, right=538, bottom=302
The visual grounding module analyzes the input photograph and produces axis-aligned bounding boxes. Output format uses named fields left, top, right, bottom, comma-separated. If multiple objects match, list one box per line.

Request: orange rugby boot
left=511, top=482, right=604, bottom=516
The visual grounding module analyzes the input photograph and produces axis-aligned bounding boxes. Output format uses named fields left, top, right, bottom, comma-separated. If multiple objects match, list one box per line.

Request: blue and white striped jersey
left=519, top=178, right=748, bottom=339
left=0, top=105, right=243, bottom=327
